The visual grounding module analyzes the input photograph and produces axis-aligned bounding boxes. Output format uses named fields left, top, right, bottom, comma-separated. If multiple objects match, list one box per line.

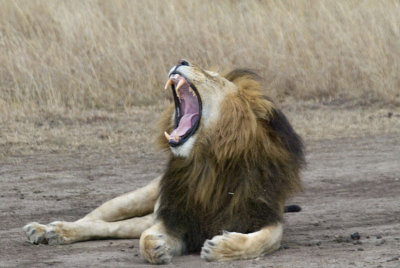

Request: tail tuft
left=284, top=205, right=301, bottom=213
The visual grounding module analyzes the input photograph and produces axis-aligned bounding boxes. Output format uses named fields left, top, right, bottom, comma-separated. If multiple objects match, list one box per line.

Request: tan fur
left=201, top=223, right=283, bottom=261
left=83, top=176, right=160, bottom=221
left=140, top=222, right=185, bottom=264
left=23, top=62, right=304, bottom=265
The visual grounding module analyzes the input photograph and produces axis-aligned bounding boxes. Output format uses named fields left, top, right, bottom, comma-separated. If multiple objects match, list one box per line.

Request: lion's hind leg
left=200, top=223, right=283, bottom=262
left=23, top=214, right=155, bottom=245
left=23, top=176, right=160, bottom=245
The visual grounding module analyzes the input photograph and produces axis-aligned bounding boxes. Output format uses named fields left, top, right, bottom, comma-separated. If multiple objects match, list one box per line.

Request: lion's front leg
left=140, top=221, right=185, bottom=264
left=200, top=223, right=283, bottom=262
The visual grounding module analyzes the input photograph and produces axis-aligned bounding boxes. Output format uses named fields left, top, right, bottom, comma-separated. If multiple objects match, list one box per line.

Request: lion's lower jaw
left=170, top=136, right=196, bottom=157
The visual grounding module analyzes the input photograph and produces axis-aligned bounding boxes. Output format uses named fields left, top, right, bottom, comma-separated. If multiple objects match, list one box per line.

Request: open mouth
left=164, top=72, right=202, bottom=147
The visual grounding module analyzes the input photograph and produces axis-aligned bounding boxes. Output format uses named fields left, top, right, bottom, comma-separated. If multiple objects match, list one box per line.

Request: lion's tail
left=284, top=205, right=301, bottom=213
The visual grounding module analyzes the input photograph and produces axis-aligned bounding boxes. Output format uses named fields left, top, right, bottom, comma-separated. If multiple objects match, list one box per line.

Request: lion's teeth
left=164, top=131, right=171, bottom=141
left=164, top=78, right=173, bottom=90
left=176, top=78, right=186, bottom=91
left=174, top=132, right=179, bottom=141
left=189, top=88, right=196, bottom=97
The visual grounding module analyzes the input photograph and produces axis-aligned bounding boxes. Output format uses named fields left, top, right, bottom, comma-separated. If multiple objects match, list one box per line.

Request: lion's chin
left=170, top=135, right=197, bottom=158
left=164, top=73, right=202, bottom=147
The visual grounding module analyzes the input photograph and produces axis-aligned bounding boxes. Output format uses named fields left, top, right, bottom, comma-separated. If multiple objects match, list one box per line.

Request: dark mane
left=157, top=70, right=305, bottom=252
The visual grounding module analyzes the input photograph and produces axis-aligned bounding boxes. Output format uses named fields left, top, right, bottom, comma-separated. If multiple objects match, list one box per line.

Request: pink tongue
left=174, top=113, right=199, bottom=136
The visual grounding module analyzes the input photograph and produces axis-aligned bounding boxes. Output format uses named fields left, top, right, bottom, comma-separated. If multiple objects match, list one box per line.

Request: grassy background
left=1, top=0, right=399, bottom=115
left=0, top=0, right=400, bottom=157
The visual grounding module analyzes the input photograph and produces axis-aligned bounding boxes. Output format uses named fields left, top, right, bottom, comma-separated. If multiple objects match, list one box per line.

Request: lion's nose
left=178, top=59, right=190, bottom=66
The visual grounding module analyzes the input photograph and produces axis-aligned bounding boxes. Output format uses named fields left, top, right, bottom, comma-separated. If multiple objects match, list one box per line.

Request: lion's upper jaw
left=167, top=64, right=237, bottom=158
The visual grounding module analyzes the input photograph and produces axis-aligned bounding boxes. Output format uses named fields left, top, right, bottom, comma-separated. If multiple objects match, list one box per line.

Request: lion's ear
left=209, top=93, right=258, bottom=162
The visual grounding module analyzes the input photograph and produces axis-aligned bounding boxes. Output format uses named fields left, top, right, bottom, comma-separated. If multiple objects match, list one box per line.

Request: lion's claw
left=23, top=222, right=48, bottom=244
left=23, top=221, right=72, bottom=245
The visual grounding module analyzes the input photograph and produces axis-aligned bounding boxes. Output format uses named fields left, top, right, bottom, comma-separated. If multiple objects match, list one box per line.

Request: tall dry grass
left=0, top=0, right=399, bottom=117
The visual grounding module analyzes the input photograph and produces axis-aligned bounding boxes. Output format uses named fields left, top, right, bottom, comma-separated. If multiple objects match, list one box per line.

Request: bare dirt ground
left=0, top=132, right=399, bottom=267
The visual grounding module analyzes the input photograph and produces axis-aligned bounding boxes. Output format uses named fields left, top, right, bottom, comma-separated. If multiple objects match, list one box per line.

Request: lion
left=23, top=60, right=305, bottom=264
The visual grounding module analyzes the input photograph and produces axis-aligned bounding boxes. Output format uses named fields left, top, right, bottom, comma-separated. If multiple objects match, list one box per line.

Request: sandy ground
left=0, top=132, right=399, bottom=267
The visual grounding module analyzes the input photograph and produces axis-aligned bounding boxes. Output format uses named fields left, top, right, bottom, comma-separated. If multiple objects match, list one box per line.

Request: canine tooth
left=164, top=131, right=171, bottom=141
left=174, top=132, right=179, bottom=141
left=189, top=88, right=196, bottom=96
left=164, top=78, right=173, bottom=90
left=176, top=88, right=181, bottom=99
left=176, top=78, right=186, bottom=91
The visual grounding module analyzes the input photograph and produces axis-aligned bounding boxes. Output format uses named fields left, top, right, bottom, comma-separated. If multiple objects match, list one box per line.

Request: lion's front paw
left=201, top=231, right=248, bottom=262
left=23, top=222, right=47, bottom=244
left=140, top=234, right=172, bottom=264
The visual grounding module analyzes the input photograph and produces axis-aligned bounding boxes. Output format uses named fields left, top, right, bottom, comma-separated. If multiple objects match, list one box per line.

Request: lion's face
left=163, top=60, right=237, bottom=157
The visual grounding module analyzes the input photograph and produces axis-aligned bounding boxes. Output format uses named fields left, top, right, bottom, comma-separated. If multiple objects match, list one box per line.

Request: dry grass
left=1, top=0, right=399, bottom=116
left=1, top=1, right=400, bottom=157
left=1, top=104, right=399, bottom=158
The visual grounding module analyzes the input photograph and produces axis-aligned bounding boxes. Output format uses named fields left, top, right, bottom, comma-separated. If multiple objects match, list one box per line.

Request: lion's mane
left=157, top=69, right=305, bottom=252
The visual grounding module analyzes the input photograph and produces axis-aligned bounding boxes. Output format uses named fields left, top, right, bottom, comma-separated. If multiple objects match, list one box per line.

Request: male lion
left=23, top=60, right=305, bottom=264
